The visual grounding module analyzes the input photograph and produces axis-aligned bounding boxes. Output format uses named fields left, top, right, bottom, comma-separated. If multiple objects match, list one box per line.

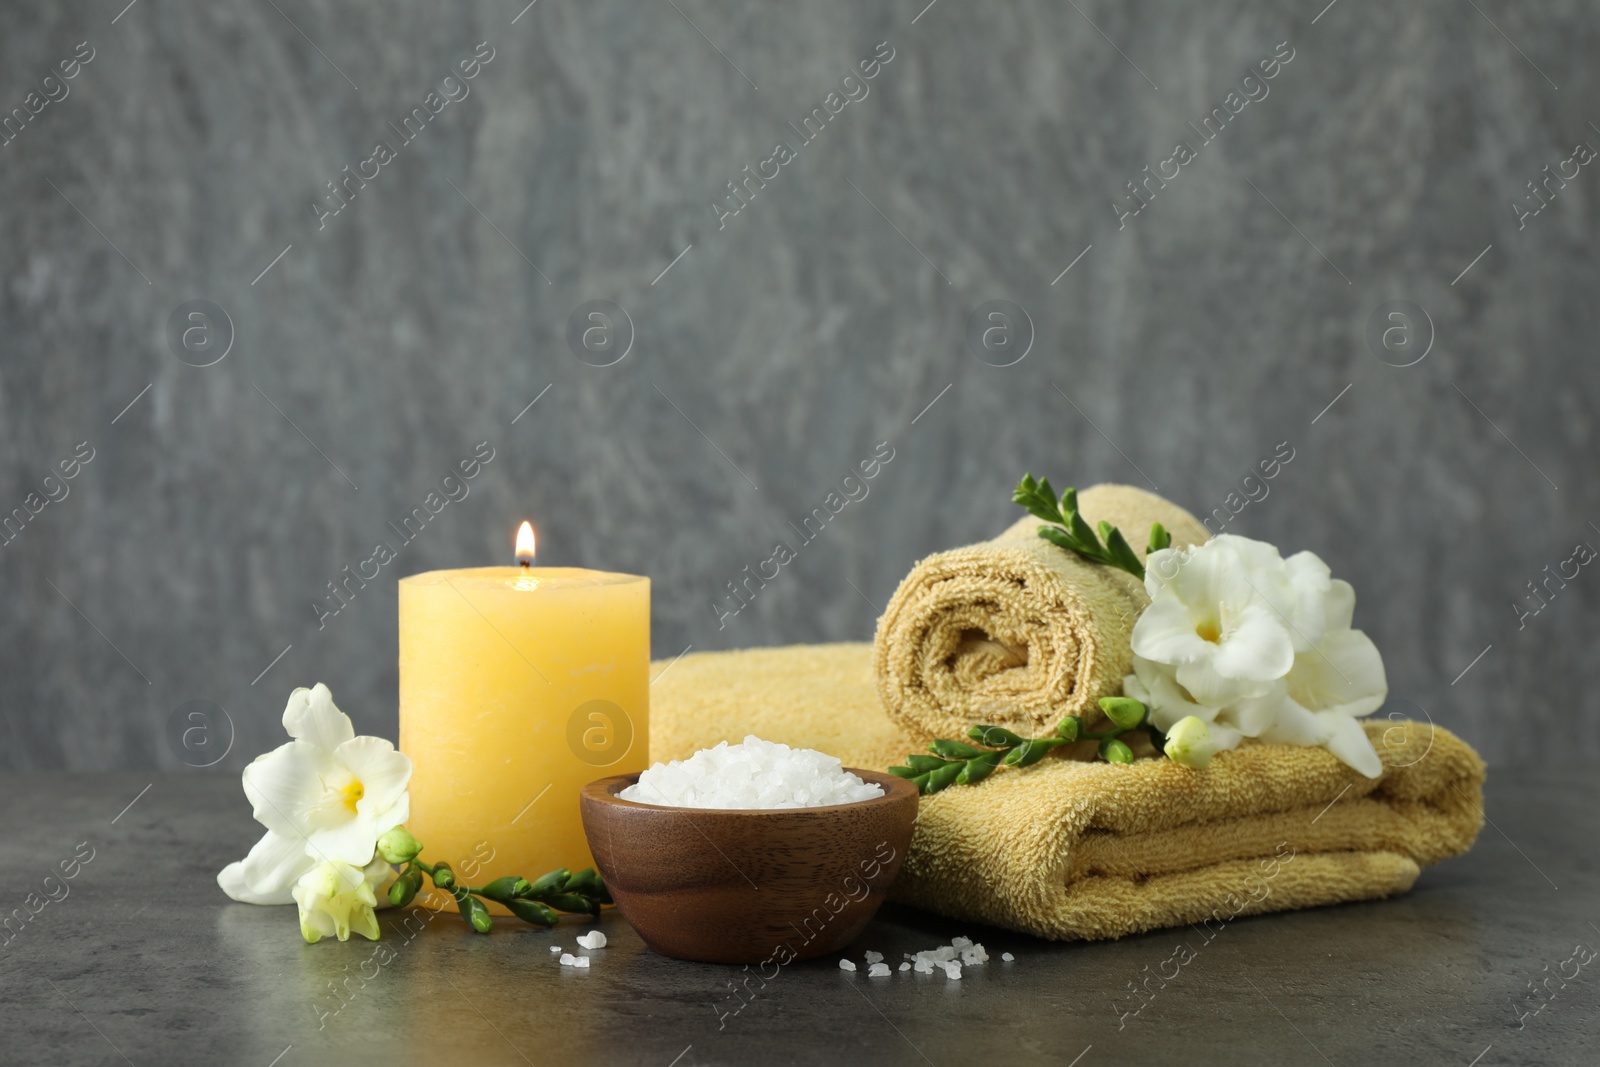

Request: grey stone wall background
left=1, top=0, right=1594, bottom=770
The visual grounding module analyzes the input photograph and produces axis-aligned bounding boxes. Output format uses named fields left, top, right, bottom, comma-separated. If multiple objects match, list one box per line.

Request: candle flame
left=515, top=521, right=536, bottom=565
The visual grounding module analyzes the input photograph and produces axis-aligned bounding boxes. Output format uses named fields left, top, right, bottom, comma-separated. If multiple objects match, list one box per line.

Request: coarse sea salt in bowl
left=580, top=737, right=919, bottom=965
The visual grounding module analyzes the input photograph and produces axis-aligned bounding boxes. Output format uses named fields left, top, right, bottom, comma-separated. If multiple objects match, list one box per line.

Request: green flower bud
left=888, top=765, right=919, bottom=779
left=1004, top=738, right=1061, bottom=768
left=956, top=751, right=1002, bottom=786
left=1163, top=715, right=1218, bottom=769
left=506, top=899, right=559, bottom=927
left=375, top=827, right=424, bottom=865
left=431, top=862, right=455, bottom=890
left=564, top=868, right=602, bottom=897
left=1055, top=716, right=1081, bottom=742
left=929, top=739, right=983, bottom=760
left=924, top=761, right=965, bottom=793
left=526, top=868, right=568, bottom=896
left=1099, top=737, right=1134, bottom=764
left=545, top=893, right=601, bottom=916
left=1148, top=522, right=1171, bottom=553
left=904, top=754, right=947, bottom=773
left=968, top=725, right=1025, bottom=748
left=387, top=866, right=424, bottom=908
left=477, top=876, right=524, bottom=904
left=453, top=888, right=491, bottom=933
left=1098, top=697, right=1148, bottom=731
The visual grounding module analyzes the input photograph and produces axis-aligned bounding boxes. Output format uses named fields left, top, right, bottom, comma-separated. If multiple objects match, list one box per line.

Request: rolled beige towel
left=873, top=484, right=1209, bottom=741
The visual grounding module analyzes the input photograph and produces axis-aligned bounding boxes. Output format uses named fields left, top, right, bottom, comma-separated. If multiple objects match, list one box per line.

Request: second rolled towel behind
left=873, top=484, right=1209, bottom=742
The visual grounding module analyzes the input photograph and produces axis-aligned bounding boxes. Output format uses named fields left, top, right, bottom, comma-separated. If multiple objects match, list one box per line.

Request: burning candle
left=399, top=522, right=649, bottom=910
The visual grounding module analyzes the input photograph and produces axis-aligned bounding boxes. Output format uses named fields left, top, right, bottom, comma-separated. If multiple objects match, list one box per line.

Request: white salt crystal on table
left=574, top=957, right=590, bottom=968
left=868, top=963, right=891, bottom=977
left=619, top=737, right=885, bottom=809
left=904, top=938, right=991, bottom=977
left=864, top=950, right=884, bottom=964
left=899, top=963, right=910, bottom=972
left=839, top=959, right=857, bottom=972
left=559, top=953, right=576, bottom=965
left=549, top=945, right=561, bottom=953
left=576, top=931, right=607, bottom=950
left=1002, top=952, right=1015, bottom=962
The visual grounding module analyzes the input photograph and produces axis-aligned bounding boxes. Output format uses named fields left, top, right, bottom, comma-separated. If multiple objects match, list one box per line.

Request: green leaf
left=1012, top=475, right=1064, bottom=525
left=1148, top=522, right=1171, bottom=553
left=1098, top=696, right=1148, bottom=731
left=1102, top=525, right=1146, bottom=580
left=505, top=899, right=560, bottom=926
left=929, top=738, right=983, bottom=760
left=1069, top=510, right=1102, bottom=554
left=968, top=725, right=1025, bottom=748
left=923, top=761, right=965, bottom=794
left=1038, top=525, right=1089, bottom=555
left=957, top=751, right=1003, bottom=786
left=1099, top=737, right=1135, bottom=764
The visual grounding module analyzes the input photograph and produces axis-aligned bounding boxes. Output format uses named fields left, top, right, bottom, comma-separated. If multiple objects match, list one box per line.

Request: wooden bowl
left=580, top=770, right=919, bottom=965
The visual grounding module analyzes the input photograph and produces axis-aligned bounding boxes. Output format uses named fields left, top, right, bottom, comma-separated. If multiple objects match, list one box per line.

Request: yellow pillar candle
left=399, top=523, right=648, bottom=911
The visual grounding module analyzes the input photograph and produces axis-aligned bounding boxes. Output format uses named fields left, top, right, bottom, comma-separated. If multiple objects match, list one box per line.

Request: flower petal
left=240, top=828, right=318, bottom=894
left=1322, top=579, right=1356, bottom=632
left=1210, top=602, right=1296, bottom=683
left=242, top=741, right=336, bottom=837
left=335, top=736, right=414, bottom=821
left=282, top=683, right=355, bottom=751
left=307, top=813, right=382, bottom=867
left=1320, top=712, right=1383, bottom=778
left=219, top=829, right=314, bottom=904
left=1285, top=629, right=1387, bottom=718
left=1127, top=657, right=1218, bottom=732
left=1226, top=685, right=1288, bottom=737
left=1253, top=698, right=1326, bottom=746
left=1282, top=550, right=1333, bottom=648
left=1175, top=655, right=1277, bottom=709
left=1131, top=592, right=1213, bottom=665
left=1207, top=720, right=1244, bottom=751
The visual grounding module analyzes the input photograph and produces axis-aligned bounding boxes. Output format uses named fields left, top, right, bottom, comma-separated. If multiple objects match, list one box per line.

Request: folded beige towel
left=651, top=643, right=1486, bottom=941
left=873, top=484, right=1209, bottom=741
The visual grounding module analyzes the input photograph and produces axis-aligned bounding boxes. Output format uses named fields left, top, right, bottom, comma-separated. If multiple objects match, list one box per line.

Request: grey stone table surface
left=1, top=771, right=1594, bottom=1067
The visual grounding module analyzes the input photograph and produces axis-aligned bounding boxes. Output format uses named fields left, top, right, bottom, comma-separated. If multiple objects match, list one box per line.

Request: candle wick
left=520, top=559, right=532, bottom=570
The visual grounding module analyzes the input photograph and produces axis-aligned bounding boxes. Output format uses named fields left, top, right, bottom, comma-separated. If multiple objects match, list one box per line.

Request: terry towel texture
left=650, top=643, right=1485, bottom=941
left=874, top=484, right=1210, bottom=742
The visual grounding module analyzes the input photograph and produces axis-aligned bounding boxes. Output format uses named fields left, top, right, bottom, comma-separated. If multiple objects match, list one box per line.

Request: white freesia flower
left=292, top=856, right=390, bottom=943
left=1127, top=534, right=1387, bottom=778
left=217, top=684, right=412, bottom=905
left=1134, top=536, right=1298, bottom=707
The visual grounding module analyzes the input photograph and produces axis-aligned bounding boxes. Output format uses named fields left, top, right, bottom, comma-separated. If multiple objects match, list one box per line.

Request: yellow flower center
left=340, top=779, right=365, bottom=813
left=1195, top=619, right=1222, bottom=644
